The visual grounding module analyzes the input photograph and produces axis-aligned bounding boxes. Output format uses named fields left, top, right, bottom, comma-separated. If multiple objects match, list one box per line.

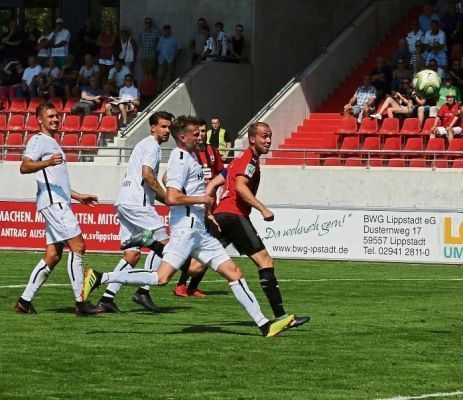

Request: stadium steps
left=266, top=7, right=421, bottom=166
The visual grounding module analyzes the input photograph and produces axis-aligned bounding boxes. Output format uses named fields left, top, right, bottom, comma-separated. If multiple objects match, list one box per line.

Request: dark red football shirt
left=194, top=144, right=224, bottom=184
left=214, top=147, right=260, bottom=217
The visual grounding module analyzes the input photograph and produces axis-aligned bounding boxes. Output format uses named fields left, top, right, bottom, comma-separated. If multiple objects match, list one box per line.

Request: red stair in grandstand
left=266, top=7, right=421, bottom=167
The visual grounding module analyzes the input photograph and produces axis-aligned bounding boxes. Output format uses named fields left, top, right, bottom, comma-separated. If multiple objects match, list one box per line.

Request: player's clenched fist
left=201, top=194, right=214, bottom=209
left=47, top=152, right=63, bottom=166
left=261, top=207, right=274, bottom=221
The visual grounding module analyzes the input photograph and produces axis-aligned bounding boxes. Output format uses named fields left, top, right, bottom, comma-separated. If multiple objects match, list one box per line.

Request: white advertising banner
left=242, top=208, right=463, bottom=264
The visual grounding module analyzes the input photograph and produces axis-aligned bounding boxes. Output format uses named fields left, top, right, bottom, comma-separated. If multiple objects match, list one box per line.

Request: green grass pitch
left=1, top=251, right=463, bottom=400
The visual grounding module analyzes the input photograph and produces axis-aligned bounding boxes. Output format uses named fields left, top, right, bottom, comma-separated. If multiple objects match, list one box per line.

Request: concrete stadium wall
left=1, top=161, right=462, bottom=211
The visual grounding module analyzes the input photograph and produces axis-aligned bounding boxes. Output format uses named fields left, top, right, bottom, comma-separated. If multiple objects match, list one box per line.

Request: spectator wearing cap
left=437, top=76, right=462, bottom=107
left=139, top=17, right=160, bottom=80
left=190, top=17, right=208, bottom=64
left=418, top=4, right=441, bottom=33
left=425, top=42, right=447, bottom=77
left=156, top=24, right=181, bottom=93
left=51, top=17, right=71, bottom=68
left=119, top=27, right=138, bottom=71
left=431, top=90, right=461, bottom=141
left=423, top=19, right=447, bottom=51
left=406, top=20, right=424, bottom=55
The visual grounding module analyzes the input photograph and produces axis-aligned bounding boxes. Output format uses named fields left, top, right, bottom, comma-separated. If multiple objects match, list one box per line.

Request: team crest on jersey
left=245, top=163, right=255, bottom=177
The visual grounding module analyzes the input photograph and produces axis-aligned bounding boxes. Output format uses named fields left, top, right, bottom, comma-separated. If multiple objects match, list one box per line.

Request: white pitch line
left=374, top=390, right=463, bottom=400
left=1, top=278, right=463, bottom=290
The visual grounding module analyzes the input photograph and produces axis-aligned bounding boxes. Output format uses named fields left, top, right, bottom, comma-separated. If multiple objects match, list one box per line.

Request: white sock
left=229, top=278, right=268, bottom=327
left=103, top=259, right=133, bottom=299
left=21, top=259, right=52, bottom=301
left=140, top=251, right=161, bottom=291
left=102, top=269, right=158, bottom=286
left=67, top=252, right=84, bottom=302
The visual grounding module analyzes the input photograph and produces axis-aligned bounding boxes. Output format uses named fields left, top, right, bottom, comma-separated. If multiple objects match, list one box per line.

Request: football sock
left=102, top=259, right=133, bottom=300
left=188, top=269, right=207, bottom=291
left=148, top=240, right=165, bottom=258
left=139, top=251, right=161, bottom=292
left=229, top=278, right=268, bottom=327
left=259, top=268, right=286, bottom=318
left=21, top=259, right=51, bottom=302
left=102, top=269, right=158, bottom=286
left=67, top=252, right=84, bottom=302
left=176, top=269, right=189, bottom=286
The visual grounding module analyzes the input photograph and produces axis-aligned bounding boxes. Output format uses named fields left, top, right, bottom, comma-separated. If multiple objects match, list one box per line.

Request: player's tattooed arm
left=235, top=175, right=274, bottom=221
left=142, top=165, right=167, bottom=204
left=20, top=153, right=63, bottom=174
left=71, top=190, right=98, bottom=207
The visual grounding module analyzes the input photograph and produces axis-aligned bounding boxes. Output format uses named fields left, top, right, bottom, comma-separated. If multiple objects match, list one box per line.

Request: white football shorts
left=40, top=203, right=81, bottom=245
left=162, top=227, right=230, bottom=271
left=116, top=204, right=168, bottom=250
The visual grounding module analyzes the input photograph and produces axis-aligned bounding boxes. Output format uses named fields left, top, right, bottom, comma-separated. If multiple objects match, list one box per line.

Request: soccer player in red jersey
left=173, top=118, right=225, bottom=298
left=209, top=122, right=310, bottom=329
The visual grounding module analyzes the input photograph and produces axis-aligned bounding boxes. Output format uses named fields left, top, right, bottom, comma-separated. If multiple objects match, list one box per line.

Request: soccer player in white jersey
left=15, top=102, right=103, bottom=315
left=83, top=115, right=295, bottom=337
left=96, top=111, right=174, bottom=313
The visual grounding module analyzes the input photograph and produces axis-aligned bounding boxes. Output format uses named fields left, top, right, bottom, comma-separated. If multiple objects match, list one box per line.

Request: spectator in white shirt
left=105, top=74, right=140, bottom=130
left=104, top=58, right=131, bottom=95
left=37, top=57, right=60, bottom=98
left=423, top=19, right=447, bottom=50
left=51, top=17, right=71, bottom=68
left=406, top=20, right=424, bottom=54
left=19, top=55, right=42, bottom=98
left=213, top=22, right=228, bottom=60
left=37, top=23, right=54, bottom=66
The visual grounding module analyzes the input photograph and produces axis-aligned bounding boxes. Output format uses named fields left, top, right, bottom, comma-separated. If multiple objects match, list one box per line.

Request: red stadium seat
left=99, top=115, right=119, bottom=133
left=80, top=133, right=98, bottom=152
left=367, top=158, right=383, bottom=167
left=378, top=118, right=399, bottom=136
left=452, top=158, right=463, bottom=168
left=387, top=158, right=406, bottom=167
left=426, top=137, right=445, bottom=152
left=0, top=97, right=9, bottom=113
left=61, top=115, right=81, bottom=132
left=92, top=98, right=107, bottom=118
left=447, top=138, right=463, bottom=157
left=340, top=136, right=360, bottom=150
left=324, top=156, right=341, bottom=166
left=409, top=158, right=427, bottom=168
left=404, top=137, right=424, bottom=155
left=26, top=97, right=44, bottom=114
left=383, top=136, right=402, bottom=152
left=0, top=114, right=7, bottom=130
left=62, top=98, right=79, bottom=115
left=49, top=97, right=64, bottom=112
left=304, top=152, right=320, bottom=166
left=7, top=98, right=27, bottom=114
left=24, top=116, right=40, bottom=133
left=362, top=136, right=380, bottom=151
left=337, top=116, right=357, bottom=135
left=4, top=132, right=23, bottom=161
left=7, top=114, right=25, bottom=131
left=400, top=118, right=420, bottom=136
left=80, top=115, right=100, bottom=133
left=344, top=157, right=363, bottom=166
left=433, top=159, right=449, bottom=168
left=61, top=133, right=79, bottom=162
left=421, top=118, right=438, bottom=135
left=357, top=118, right=379, bottom=135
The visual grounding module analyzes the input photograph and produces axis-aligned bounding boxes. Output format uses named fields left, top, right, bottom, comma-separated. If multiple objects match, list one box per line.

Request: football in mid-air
left=412, top=69, right=441, bottom=99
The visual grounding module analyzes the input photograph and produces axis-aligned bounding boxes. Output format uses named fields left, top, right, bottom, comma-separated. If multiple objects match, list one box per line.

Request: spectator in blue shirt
left=419, top=4, right=441, bottom=32
left=156, top=25, right=181, bottom=94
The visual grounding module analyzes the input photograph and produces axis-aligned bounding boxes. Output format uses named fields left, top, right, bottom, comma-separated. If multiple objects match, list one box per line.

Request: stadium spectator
left=442, top=2, right=463, bottom=49
left=104, top=58, right=130, bottom=95
left=423, top=19, right=447, bottom=50
left=37, top=23, right=54, bottom=66
left=406, top=20, right=424, bottom=55
left=419, top=4, right=441, bottom=32
left=51, top=18, right=71, bottom=68
left=448, top=58, right=463, bottom=91
left=213, top=22, right=229, bottom=60
left=14, top=102, right=103, bottom=316
left=24, top=19, right=41, bottom=57
left=426, top=42, right=448, bottom=77
left=390, top=38, right=411, bottom=69
left=17, top=54, right=42, bottom=98
left=173, top=118, right=225, bottom=297
left=71, top=75, right=104, bottom=116
left=82, top=116, right=295, bottom=338
left=0, top=59, right=23, bottom=99
left=430, top=90, right=461, bottom=141
left=343, top=75, right=377, bottom=122
left=75, top=54, right=101, bottom=89
left=391, top=58, right=413, bottom=91
left=208, top=122, right=309, bottom=329
left=371, top=78, right=416, bottom=119
left=370, top=56, right=392, bottom=99
left=156, top=25, right=181, bottom=93
left=190, top=17, right=208, bottom=64
left=78, top=17, right=100, bottom=60
left=437, top=76, right=462, bottom=106
left=416, top=92, right=439, bottom=128
left=1, top=19, right=23, bottom=62
left=410, top=40, right=427, bottom=73
left=96, top=22, right=117, bottom=78
left=105, top=73, right=140, bottom=131
left=96, top=111, right=175, bottom=313
left=55, top=54, right=78, bottom=99
left=119, top=26, right=138, bottom=71
left=207, top=117, right=233, bottom=161
left=37, top=57, right=60, bottom=98
left=228, top=24, right=249, bottom=63
left=139, top=16, right=160, bottom=80
left=199, top=25, right=215, bottom=61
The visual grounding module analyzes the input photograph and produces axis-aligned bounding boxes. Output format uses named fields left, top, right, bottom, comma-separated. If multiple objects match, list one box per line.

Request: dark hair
left=149, top=111, right=175, bottom=126
left=170, top=115, right=201, bottom=140
left=197, top=118, right=207, bottom=126
left=163, top=24, right=171, bottom=30
left=248, top=122, right=269, bottom=138
left=124, top=74, right=133, bottom=80
left=215, top=22, right=224, bottom=29
left=36, top=102, right=56, bottom=118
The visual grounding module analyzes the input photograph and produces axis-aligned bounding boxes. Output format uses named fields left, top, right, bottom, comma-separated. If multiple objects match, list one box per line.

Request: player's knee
left=157, top=275, right=169, bottom=286
left=124, top=251, right=140, bottom=265
left=46, top=252, right=61, bottom=267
